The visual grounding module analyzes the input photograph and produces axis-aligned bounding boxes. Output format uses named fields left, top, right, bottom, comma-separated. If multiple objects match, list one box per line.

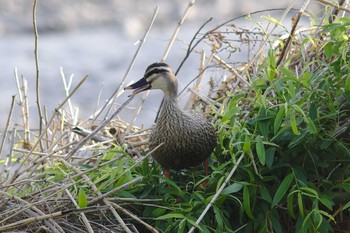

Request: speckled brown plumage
left=150, top=96, right=216, bottom=170
left=125, top=62, right=217, bottom=171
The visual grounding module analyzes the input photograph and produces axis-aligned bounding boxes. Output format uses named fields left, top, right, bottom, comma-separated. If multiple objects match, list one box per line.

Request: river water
left=0, top=0, right=321, bottom=129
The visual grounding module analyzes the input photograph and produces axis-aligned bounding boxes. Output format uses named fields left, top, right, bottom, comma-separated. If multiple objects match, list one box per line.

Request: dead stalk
left=65, top=189, right=94, bottom=233
left=0, top=95, right=15, bottom=156
left=188, top=153, right=245, bottom=233
left=14, top=75, right=88, bottom=177
left=129, top=0, right=198, bottom=127
left=66, top=94, right=134, bottom=159
left=32, top=0, right=43, bottom=139
left=59, top=159, right=133, bottom=233
left=93, top=6, right=159, bottom=123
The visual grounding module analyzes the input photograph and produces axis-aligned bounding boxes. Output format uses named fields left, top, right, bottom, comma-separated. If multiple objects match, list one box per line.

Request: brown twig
left=134, top=0, right=199, bottom=125
left=13, top=75, right=88, bottom=180
left=315, top=0, right=350, bottom=14
left=93, top=6, right=159, bottom=123
left=276, top=0, right=310, bottom=67
left=66, top=94, right=134, bottom=159
left=188, top=153, right=245, bottom=233
left=32, top=0, right=43, bottom=140
left=0, top=95, right=15, bottom=156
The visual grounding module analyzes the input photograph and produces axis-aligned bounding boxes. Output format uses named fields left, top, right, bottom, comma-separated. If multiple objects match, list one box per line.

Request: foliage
left=125, top=16, right=350, bottom=232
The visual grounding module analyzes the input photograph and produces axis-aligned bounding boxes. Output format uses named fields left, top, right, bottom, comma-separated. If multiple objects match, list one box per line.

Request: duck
left=125, top=62, right=217, bottom=179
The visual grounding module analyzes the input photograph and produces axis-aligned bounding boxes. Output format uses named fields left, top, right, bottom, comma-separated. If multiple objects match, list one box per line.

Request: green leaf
left=243, top=135, right=251, bottom=153
left=345, top=74, right=350, bottom=103
left=290, top=112, right=300, bottom=135
left=222, top=183, right=243, bottom=195
left=297, top=192, right=304, bottom=217
left=301, top=71, right=312, bottom=88
left=155, top=213, right=185, bottom=220
left=342, top=201, right=350, bottom=211
left=270, top=210, right=283, bottom=233
left=274, top=107, right=285, bottom=135
left=324, top=42, right=333, bottom=60
left=265, top=147, right=276, bottom=168
left=309, top=102, right=317, bottom=121
left=287, top=191, right=296, bottom=218
left=214, top=206, right=224, bottom=230
left=305, top=116, right=317, bottom=134
left=243, top=185, right=255, bottom=219
left=260, top=186, right=273, bottom=204
left=186, top=218, right=206, bottom=233
left=256, top=136, right=266, bottom=165
left=272, top=173, right=294, bottom=208
left=178, top=219, right=186, bottom=233
left=78, top=188, right=87, bottom=208
left=319, top=194, right=334, bottom=210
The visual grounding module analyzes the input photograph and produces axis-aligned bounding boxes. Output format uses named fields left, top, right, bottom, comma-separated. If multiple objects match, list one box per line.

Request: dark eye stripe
left=145, top=68, right=170, bottom=78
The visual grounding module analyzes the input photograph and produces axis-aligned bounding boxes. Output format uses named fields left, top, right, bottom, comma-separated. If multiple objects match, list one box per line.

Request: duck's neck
left=158, top=93, right=180, bottom=121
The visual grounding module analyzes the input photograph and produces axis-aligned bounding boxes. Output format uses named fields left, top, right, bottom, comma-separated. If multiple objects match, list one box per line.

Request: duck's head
left=125, top=62, right=178, bottom=97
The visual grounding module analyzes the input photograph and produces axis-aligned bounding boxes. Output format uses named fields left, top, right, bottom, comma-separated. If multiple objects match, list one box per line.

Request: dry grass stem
left=94, top=6, right=159, bottom=123
left=188, top=153, right=245, bottom=233
left=0, top=96, right=15, bottom=156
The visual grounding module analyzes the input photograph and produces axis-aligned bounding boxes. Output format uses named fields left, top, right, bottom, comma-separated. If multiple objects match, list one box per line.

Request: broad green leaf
left=243, top=135, right=251, bottom=153
left=222, top=183, right=243, bottom=195
left=243, top=185, right=255, bottom=219
left=305, top=116, right=317, bottom=134
left=290, top=112, right=300, bottom=135
left=78, top=188, right=87, bottom=208
left=214, top=206, right=224, bottom=230
left=319, top=194, right=334, bottom=210
left=342, top=201, right=350, bottom=211
left=301, top=71, right=312, bottom=88
left=260, top=186, right=272, bottom=204
left=270, top=210, right=283, bottom=233
left=186, top=217, right=205, bottom=233
left=297, top=192, right=304, bottom=217
left=272, top=173, right=294, bottom=208
left=309, top=102, right=317, bottom=121
left=344, top=74, right=350, bottom=91
left=287, top=191, right=296, bottom=218
left=274, top=107, right=285, bottom=135
left=256, top=136, right=266, bottom=165
left=323, top=42, right=333, bottom=59
left=265, top=147, right=276, bottom=168
left=345, top=75, right=350, bottom=103
left=178, top=219, right=186, bottom=233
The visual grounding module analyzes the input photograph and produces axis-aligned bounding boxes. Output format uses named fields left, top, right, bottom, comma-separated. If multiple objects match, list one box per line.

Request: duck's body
left=150, top=95, right=216, bottom=170
left=125, top=62, right=216, bottom=172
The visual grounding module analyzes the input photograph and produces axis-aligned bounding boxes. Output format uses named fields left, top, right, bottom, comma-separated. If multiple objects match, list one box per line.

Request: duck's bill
left=124, top=78, right=151, bottom=95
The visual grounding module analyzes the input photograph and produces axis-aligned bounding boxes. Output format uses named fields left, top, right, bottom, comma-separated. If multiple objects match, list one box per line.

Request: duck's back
left=149, top=105, right=216, bottom=170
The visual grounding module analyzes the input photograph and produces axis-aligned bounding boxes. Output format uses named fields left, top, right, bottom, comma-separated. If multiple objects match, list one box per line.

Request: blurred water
left=0, top=0, right=321, bottom=129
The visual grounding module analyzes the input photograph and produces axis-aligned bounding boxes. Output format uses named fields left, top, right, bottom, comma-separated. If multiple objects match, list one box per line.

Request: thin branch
left=162, top=0, right=198, bottom=62
left=92, top=6, right=159, bottom=123
left=276, top=0, right=311, bottom=67
left=13, top=75, right=88, bottom=179
left=0, top=95, right=16, bottom=157
left=32, top=0, right=43, bottom=137
left=188, top=153, right=245, bottom=233
left=133, top=0, right=198, bottom=125
left=316, top=0, right=350, bottom=14
left=66, top=95, right=135, bottom=159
